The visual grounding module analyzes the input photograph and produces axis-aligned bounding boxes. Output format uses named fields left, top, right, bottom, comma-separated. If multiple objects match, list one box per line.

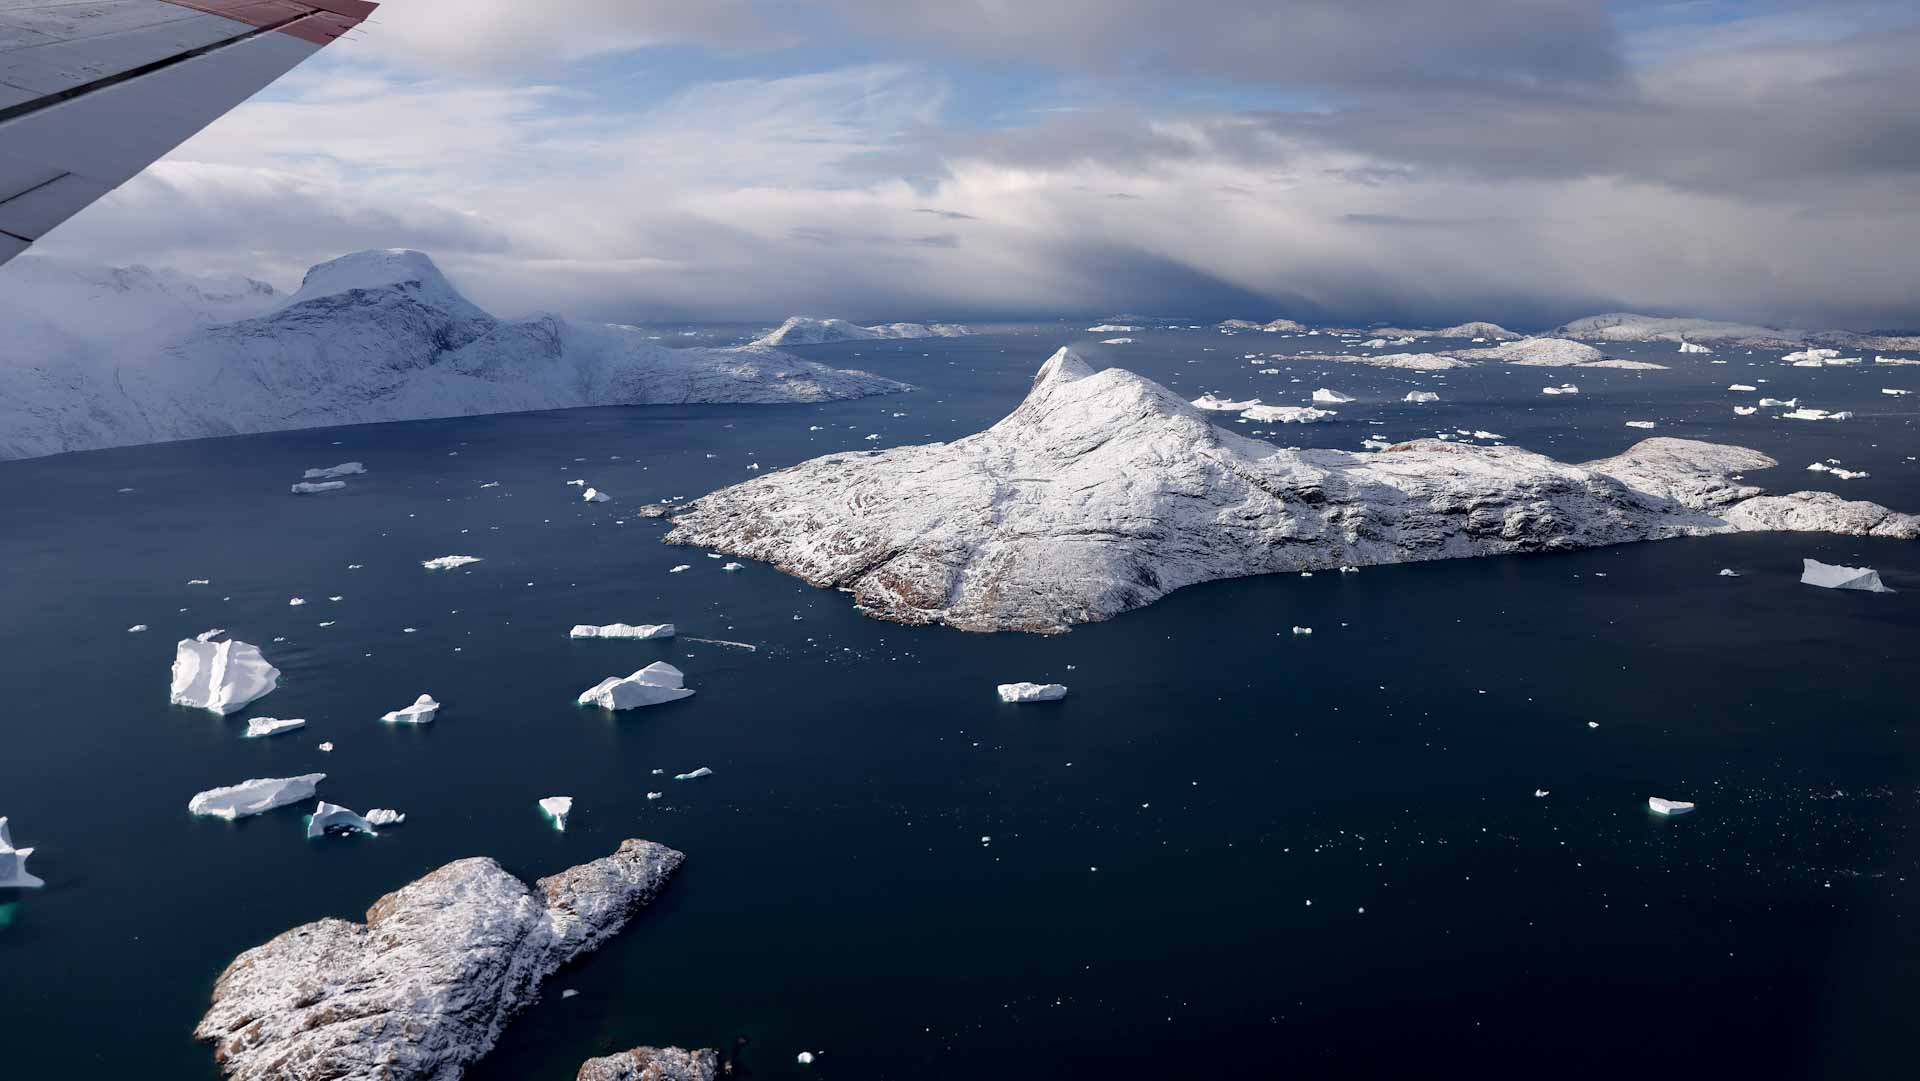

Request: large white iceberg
left=1241, top=404, right=1335, bottom=424
left=1191, top=394, right=1261, bottom=412
left=1678, top=341, right=1712, bottom=354
left=381, top=694, right=442, bottom=724
left=244, top=717, right=306, bottom=739
left=304, top=462, right=366, bottom=480
left=998, top=682, right=1069, bottom=703
left=1648, top=797, right=1695, bottom=816
left=0, top=817, right=45, bottom=889
left=539, top=796, right=573, bottom=831
left=1800, top=558, right=1892, bottom=593
left=1405, top=390, right=1440, bottom=403
left=188, top=775, right=326, bottom=820
left=307, top=802, right=379, bottom=838
left=1311, top=388, right=1356, bottom=404
left=578, top=662, right=695, bottom=710
left=582, top=488, right=610, bottom=503
left=570, top=623, right=674, bottom=640
left=365, top=808, right=406, bottom=827
left=171, top=633, right=280, bottom=715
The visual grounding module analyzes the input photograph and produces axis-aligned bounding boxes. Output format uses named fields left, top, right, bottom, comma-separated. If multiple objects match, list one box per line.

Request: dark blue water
left=1, top=326, right=1916, bottom=1079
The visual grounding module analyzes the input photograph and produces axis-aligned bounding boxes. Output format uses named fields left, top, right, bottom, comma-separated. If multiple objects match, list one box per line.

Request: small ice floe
left=288, top=597, right=306, bottom=606
left=171, top=633, right=279, bottom=715
left=864, top=434, right=880, bottom=441
left=561, top=989, right=580, bottom=1000
left=1757, top=397, right=1797, bottom=408
left=480, top=481, right=501, bottom=488
left=1728, top=384, right=1757, bottom=392
left=1807, top=463, right=1869, bottom=480
left=306, top=802, right=378, bottom=838
left=1291, top=626, right=1313, bottom=635
left=1678, top=341, right=1712, bottom=354
left=244, top=717, right=306, bottom=739
left=1885, top=388, right=1912, bottom=396
left=1361, top=438, right=1394, bottom=450
left=797, top=1052, right=817, bottom=1066
left=380, top=694, right=441, bottom=724
left=1734, top=406, right=1758, bottom=415
left=578, top=662, right=695, bottom=710
left=317, top=742, right=335, bottom=752
left=1533, top=789, right=1549, bottom=798
left=1648, top=797, right=1695, bottom=816
left=1404, top=391, right=1439, bottom=403
left=1470, top=430, right=1504, bottom=440
left=1542, top=384, right=1579, bottom=395
left=675, top=767, right=713, bottom=781
left=304, top=463, right=365, bottom=481
left=646, top=791, right=663, bottom=800
left=188, top=774, right=325, bottom=820
left=1191, top=394, right=1262, bottom=412
left=1242, top=404, right=1334, bottom=424
left=570, top=623, right=674, bottom=640
left=722, top=562, right=744, bottom=572
left=127, top=624, right=148, bottom=633
left=1718, top=568, right=1741, bottom=577
left=1101, top=337, right=1135, bottom=345
left=1311, top=388, right=1356, bottom=404
left=1800, top=558, right=1892, bottom=593
left=538, top=796, right=573, bottom=831
left=567, top=479, right=586, bottom=487
left=365, top=809, right=405, bottom=827
left=582, top=487, right=610, bottom=503
left=0, top=817, right=46, bottom=889
left=997, top=682, right=1068, bottom=703
left=668, top=564, right=691, bottom=573
left=1624, top=421, right=1657, bottom=429
left=188, top=579, right=210, bottom=586
left=291, top=481, right=347, bottom=495
left=1780, top=408, right=1852, bottom=421
left=421, top=555, right=481, bottom=570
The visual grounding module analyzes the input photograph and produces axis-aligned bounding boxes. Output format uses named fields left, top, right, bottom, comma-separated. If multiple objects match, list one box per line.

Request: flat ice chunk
left=0, top=817, right=46, bottom=889
left=675, top=767, right=713, bottom=781
left=127, top=624, right=148, bottom=633
left=303, top=463, right=366, bottom=480
left=1757, top=397, right=1797, bottom=408
left=578, top=662, right=695, bottom=710
left=722, top=562, right=744, bottom=571
left=1733, top=406, right=1757, bottom=415
left=422, top=555, right=481, bottom=570
left=381, top=694, right=442, bottom=724
left=1541, top=384, right=1579, bottom=395
left=1780, top=408, right=1850, bottom=421
left=171, top=634, right=280, bottom=715
left=364, top=808, right=406, bottom=827
left=998, top=682, right=1068, bottom=703
left=1885, top=388, right=1912, bottom=396
left=1727, top=384, right=1757, bottom=392
left=539, top=796, right=574, bottom=830
left=291, top=481, right=346, bottom=494
left=570, top=623, right=675, bottom=640
left=1404, top=391, right=1440, bottom=403
left=1718, top=568, right=1740, bottom=577
left=1291, top=626, right=1313, bottom=635
left=1101, top=337, right=1134, bottom=344
left=1624, top=421, right=1657, bottom=429
left=307, top=802, right=378, bottom=838
left=1648, top=797, right=1695, bottom=816
left=244, top=717, right=306, bottom=739
left=1191, top=394, right=1262, bottom=411
left=188, top=774, right=325, bottom=820
left=1311, top=388, right=1356, bottom=404
left=1241, top=404, right=1335, bottom=424
left=1800, top=558, right=1892, bottom=593
left=582, top=488, right=611, bottom=503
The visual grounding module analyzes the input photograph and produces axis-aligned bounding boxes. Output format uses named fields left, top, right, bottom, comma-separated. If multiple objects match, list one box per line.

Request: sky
left=34, top=0, right=1920, bottom=329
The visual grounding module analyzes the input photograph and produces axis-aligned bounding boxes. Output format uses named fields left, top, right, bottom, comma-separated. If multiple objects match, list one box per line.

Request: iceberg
left=127, top=624, right=148, bottom=633
left=1241, top=404, right=1335, bottom=424
left=1783, top=348, right=1841, bottom=363
left=1541, top=384, right=1579, bottom=395
left=1757, top=398, right=1797, bottom=408
left=582, top=488, right=610, bottom=503
left=998, top=682, right=1068, bottom=703
left=1101, top=337, right=1135, bottom=345
left=0, top=817, right=45, bottom=889
left=570, top=623, right=675, bottom=640
left=539, top=796, right=573, bottom=831
left=307, top=802, right=378, bottom=838
left=304, top=463, right=366, bottom=480
left=422, top=555, right=482, bottom=570
left=1624, top=421, right=1657, bottom=429
left=171, top=633, right=279, bottom=715
left=1648, top=797, right=1695, bottom=816
left=722, top=562, right=744, bottom=572
left=365, top=809, right=406, bottom=827
left=1404, top=391, right=1440, bottom=403
left=578, top=662, right=695, bottom=710
left=752, top=316, right=968, bottom=346
left=1086, top=324, right=1139, bottom=333
left=1780, top=408, right=1851, bottom=421
left=381, top=694, right=442, bottom=724
left=674, top=767, right=713, bottom=781
left=1678, top=341, right=1712, bottom=354
left=1885, top=388, right=1912, bottom=396
left=1191, top=394, right=1262, bottom=411
left=1728, top=384, right=1757, bottom=392
left=243, top=717, right=306, bottom=739
left=188, top=774, right=325, bottom=820
left=291, top=481, right=346, bottom=494
left=1800, top=558, right=1892, bottom=593
left=1311, top=388, right=1356, bottom=404
left=1718, top=568, right=1741, bottom=577
left=1734, top=406, right=1758, bottom=415
left=1291, top=626, right=1313, bottom=635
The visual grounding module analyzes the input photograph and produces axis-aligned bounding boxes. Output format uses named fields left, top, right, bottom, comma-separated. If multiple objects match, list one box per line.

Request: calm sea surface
left=1, top=325, right=1916, bottom=1079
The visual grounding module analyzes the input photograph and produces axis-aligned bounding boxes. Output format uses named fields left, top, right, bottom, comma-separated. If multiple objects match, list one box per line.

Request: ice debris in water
left=570, top=623, right=674, bottom=640
left=1648, top=797, right=1695, bottom=816
left=381, top=694, right=441, bottom=724
left=304, top=463, right=365, bottom=480
left=1541, top=384, right=1578, bottom=395
left=365, top=809, right=405, bottom=827
left=1405, top=391, right=1439, bottom=403
left=1291, top=626, right=1313, bottom=635
left=722, top=562, right=744, bottom=572
left=1533, top=789, right=1549, bottom=798
left=1718, top=568, right=1741, bottom=577
left=171, top=632, right=279, bottom=715
left=1311, top=388, right=1356, bottom=404
left=1800, top=558, right=1892, bottom=593
left=244, top=717, right=306, bottom=739
left=578, top=662, right=695, bottom=710
left=127, top=624, right=148, bottom=633
left=538, top=796, right=573, bottom=831
left=317, top=742, right=335, bottom=753
left=288, top=597, right=306, bottom=606
left=582, top=488, right=610, bottom=503
left=997, top=682, right=1068, bottom=703
left=669, top=565, right=691, bottom=573
left=307, top=802, right=378, bottom=838
left=291, top=481, right=346, bottom=494
left=188, top=775, right=325, bottom=820
left=422, top=555, right=482, bottom=570
left=1624, top=421, right=1657, bottom=429
left=0, top=817, right=46, bottom=889
left=675, top=767, right=713, bottom=781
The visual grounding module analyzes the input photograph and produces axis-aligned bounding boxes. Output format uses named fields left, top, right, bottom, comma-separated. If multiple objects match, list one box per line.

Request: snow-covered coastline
left=665, top=347, right=1918, bottom=633
left=0, top=251, right=910, bottom=461
left=752, top=316, right=970, bottom=346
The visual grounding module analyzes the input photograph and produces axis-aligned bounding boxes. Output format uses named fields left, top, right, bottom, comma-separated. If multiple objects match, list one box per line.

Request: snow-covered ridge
left=1554, top=312, right=1920, bottom=351
left=0, top=251, right=910, bottom=461
left=195, top=839, right=684, bottom=1081
left=665, top=348, right=1917, bottom=633
left=752, top=316, right=970, bottom=347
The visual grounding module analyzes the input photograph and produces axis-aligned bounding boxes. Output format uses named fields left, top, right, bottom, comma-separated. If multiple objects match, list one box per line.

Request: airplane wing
left=0, top=0, right=375, bottom=267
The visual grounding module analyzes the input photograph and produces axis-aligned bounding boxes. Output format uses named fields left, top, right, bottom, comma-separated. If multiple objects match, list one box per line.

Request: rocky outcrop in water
left=577, top=1046, right=718, bottom=1081
left=195, top=839, right=684, bottom=1081
left=665, top=348, right=1917, bottom=633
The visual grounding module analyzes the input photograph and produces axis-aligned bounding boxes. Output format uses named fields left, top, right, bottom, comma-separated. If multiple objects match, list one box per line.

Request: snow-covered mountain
left=752, top=316, right=971, bottom=347
left=0, top=250, right=908, bottom=460
left=1219, top=317, right=1308, bottom=332
left=666, top=348, right=1916, bottom=633
left=1554, top=312, right=1920, bottom=351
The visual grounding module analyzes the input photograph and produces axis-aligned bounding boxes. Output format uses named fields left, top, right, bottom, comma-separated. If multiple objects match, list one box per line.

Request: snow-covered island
left=1286, top=337, right=1665, bottom=371
left=1553, top=312, right=1920, bottom=352
left=752, top=316, right=970, bottom=346
left=195, top=839, right=684, bottom=1081
left=0, top=250, right=910, bottom=460
left=664, top=348, right=1918, bottom=633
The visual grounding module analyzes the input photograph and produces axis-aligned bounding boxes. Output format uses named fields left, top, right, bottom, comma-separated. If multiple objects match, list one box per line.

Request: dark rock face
left=577, top=1046, right=719, bottom=1081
